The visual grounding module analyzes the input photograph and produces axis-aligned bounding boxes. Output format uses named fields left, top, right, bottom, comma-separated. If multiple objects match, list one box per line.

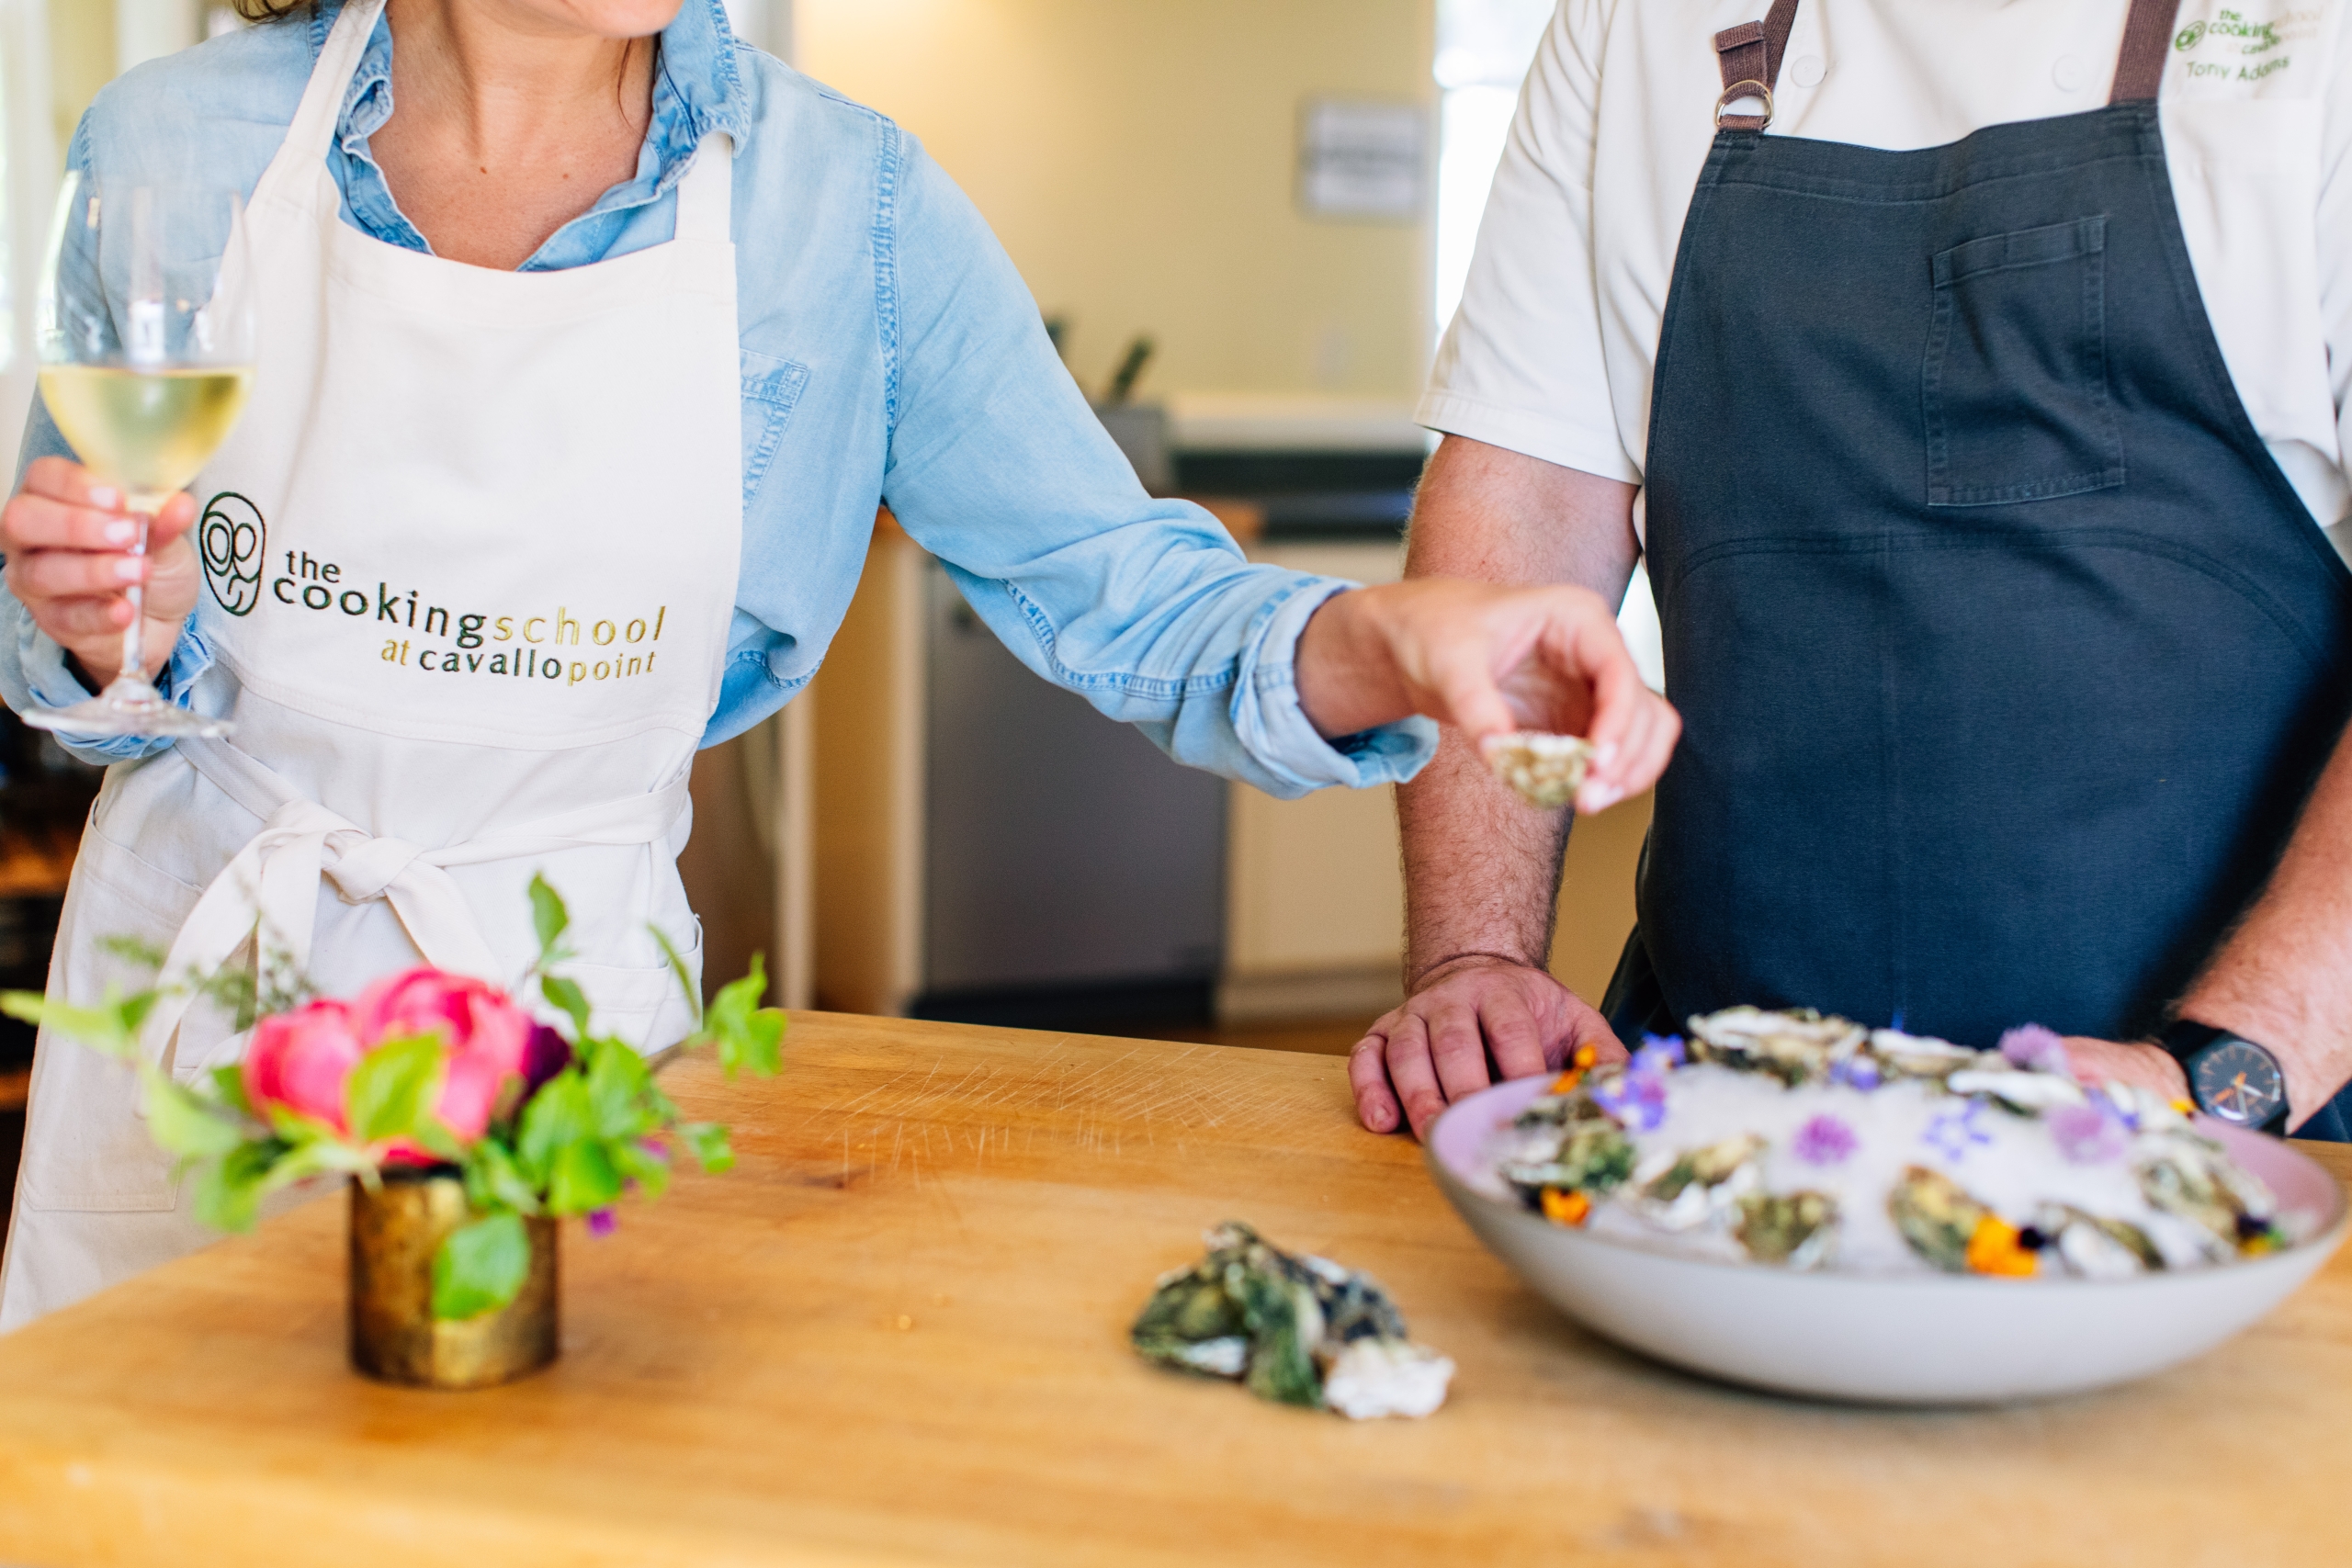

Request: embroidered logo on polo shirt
left=2170, top=6, right=2319, bottom=93
left=198, top=491, right=266, bottom=616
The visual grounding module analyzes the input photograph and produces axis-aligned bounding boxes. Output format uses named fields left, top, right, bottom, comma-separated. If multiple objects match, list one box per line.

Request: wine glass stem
left=117, top=502, right=153, bottom=688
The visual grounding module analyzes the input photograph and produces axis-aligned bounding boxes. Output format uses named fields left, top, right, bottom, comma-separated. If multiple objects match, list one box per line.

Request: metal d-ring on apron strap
left=1608, top=0, right=2352, bottom=1149
left=136, top=737, right=690, bottom=1077
left=1711, top=0, right=1795, bottom=132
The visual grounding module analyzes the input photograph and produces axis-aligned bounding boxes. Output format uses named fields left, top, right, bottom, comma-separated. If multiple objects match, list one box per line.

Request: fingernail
left=1580, top=783, right=1624, bottom=814
left=87, top=487, right=120, bottom=511
left=1595, top=741, right=1619, bottom=766
left=114, top=558, right=142, bottom=582
left=103, top=520, right=136, bottom=547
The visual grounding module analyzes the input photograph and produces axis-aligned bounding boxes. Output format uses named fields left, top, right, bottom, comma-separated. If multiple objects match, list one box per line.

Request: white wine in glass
left=24, top=178, right=254, bottom=739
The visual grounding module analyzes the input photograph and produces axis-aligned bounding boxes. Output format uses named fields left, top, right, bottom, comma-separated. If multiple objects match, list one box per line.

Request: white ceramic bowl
left=1428, top=1075, right=2348, bottom=1405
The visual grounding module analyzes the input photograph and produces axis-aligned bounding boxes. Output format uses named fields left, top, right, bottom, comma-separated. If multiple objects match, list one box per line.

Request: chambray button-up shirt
left=2, top=0, right=1435, bottom=797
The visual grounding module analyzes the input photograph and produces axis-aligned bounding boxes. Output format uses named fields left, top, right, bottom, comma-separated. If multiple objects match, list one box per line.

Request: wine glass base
left=22, top=682, right=232, bottom=740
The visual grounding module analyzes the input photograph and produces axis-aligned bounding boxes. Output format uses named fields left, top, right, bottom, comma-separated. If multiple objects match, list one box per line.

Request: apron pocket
left=1923, top=216, right=2124, bottom=508
left=568, top=919, right=704, bottom=1053
left=18, top=817, right=207, bottom=1213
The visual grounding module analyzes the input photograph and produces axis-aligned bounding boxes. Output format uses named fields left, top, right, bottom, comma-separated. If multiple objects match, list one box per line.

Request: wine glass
left=23, top=175, right=254, bottom=739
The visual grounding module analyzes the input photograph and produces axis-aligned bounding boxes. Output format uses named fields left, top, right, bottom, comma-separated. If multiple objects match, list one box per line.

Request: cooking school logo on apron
left=198, top=491, right=673, bottom=691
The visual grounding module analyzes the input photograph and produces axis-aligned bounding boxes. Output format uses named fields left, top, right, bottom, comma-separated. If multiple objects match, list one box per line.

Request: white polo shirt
left=1420, top=0, right=2352, bottom=561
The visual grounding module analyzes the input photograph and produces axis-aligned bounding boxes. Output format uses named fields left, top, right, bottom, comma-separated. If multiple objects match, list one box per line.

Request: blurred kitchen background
left=0, top=0, right=1659, bottom=1193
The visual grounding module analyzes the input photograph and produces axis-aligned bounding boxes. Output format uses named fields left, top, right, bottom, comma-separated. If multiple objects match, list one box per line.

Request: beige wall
left=797, top=0, right=1435, bottom=400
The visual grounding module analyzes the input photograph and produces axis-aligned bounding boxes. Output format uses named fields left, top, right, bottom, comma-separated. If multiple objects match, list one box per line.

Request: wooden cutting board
left=0, top=1010, right=2347, bottom=1566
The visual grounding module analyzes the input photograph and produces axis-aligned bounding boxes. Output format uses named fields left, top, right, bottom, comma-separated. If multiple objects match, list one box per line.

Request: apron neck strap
left=265, top=0, right=385, bottom=200
left=1713, top=0, right=1798, bottom=133
left=673, top=132, right=734, bottom=243
left=2111, top=0, right=2183, bottom=103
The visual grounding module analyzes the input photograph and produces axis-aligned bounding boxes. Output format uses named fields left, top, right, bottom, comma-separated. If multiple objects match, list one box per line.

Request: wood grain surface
left=1, top=1011, right=2349, bottom=1567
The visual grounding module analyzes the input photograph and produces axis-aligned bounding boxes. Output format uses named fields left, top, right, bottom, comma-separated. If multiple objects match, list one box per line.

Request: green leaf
left=189, top=1140, right=288, bottom=1233
left=704, top=955, right=786, bottom=1078
left=649, top=924, right=704, bottom=1032
left=539, top=974, right=592, bottom=1039
left=139, top=1069, right=247, bottom=1162
left=546, top=1139, right=623, bottom=1216
left=514, top=1071, right=594, bottom=1187
left=582, top=1038, right=656, bottom=1141
left=209, top=1065, right=256, bottom=1119
left=2, top=988, right=144, bottom=1057
left=462, top=1136, right=543, bottom=1217
left=529, top=874, right=571, bottom=963
left=432, top=1212, right=532, bottom=1320
left=611, top=1136, right=672, bottom=1201
left=96, top=934, right=169, bottom=972
left=678, top=1121, right=733, bottom=1175
left=345, top=1034, right=446, bottom=1146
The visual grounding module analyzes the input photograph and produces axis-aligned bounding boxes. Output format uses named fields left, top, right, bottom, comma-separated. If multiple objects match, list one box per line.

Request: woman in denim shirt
left=0, top=0, right=1677, bottom=1325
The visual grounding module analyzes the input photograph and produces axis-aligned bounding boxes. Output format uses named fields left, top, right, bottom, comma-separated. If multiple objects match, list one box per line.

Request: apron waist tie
left=140, top=736, right=691, bottom=1074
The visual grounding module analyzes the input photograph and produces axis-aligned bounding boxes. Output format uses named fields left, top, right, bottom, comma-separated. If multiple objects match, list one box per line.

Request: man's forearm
left=2178, top=719, right=2352, bottom=1124
left=1396, top=436, right=1641, bottom=985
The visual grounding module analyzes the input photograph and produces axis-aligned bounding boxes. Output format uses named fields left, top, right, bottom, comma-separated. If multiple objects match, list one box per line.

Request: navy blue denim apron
left=1602, top=0, right=2352, bottom=1138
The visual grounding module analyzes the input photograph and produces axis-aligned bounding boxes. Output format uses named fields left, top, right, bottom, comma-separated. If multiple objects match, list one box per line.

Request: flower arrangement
left=5, top=875, right=783, bottom=1321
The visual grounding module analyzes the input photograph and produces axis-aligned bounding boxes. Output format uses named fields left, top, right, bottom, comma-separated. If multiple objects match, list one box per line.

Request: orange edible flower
left=1573, top=1043, right=1599, bottom=1069
left=1549, top=1070, right=1584, bottom=1094
left=1964, top=1216, right=2038, bottom=1278
left=1541, top=1188, right=1592, bottom=1227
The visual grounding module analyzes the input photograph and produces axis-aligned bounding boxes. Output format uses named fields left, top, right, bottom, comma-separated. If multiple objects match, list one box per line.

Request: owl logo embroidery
left=198, top=492, right=266, bottom=617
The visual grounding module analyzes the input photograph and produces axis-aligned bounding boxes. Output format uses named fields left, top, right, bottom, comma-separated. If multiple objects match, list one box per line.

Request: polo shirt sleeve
left=1416, top=0, right=1639, bottom=486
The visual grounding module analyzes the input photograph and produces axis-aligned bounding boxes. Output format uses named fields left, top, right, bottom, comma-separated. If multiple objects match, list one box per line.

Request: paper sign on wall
left=1297, top=99, right=1429, bottom=222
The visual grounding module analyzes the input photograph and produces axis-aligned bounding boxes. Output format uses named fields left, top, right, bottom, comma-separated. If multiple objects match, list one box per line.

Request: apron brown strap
left=2110, top=0, right=2182, bottom=103
left=1713, top=0, right=1800, bottom=131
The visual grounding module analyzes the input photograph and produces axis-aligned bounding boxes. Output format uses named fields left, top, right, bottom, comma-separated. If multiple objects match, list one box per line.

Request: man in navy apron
left=1352, top=0, right=2352, bottom=1142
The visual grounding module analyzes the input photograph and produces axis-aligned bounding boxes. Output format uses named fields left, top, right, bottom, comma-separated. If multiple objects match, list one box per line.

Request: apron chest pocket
left=1922, top=216, right=2123, bottom=509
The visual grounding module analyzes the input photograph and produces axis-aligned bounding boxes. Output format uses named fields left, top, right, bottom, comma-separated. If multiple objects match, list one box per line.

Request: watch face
left=2191, top=1040, right=2286, bottom=1127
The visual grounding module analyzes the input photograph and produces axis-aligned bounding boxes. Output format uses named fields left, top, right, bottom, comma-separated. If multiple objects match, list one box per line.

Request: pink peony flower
left=352, top=968, right=535, bottom=1146
left=242, top=998, right=369, bottom=1132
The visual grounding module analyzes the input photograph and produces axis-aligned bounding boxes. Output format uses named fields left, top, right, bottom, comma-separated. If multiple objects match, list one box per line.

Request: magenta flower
left=586, top=1208, right=617, bottom=1238
left=1999, top=1023, right=2072, bottom=1077
left=520, top=1023, right=573, bottom=1097
left=2049, top=1100, right=2131, bottom=1165
left=1792, top=1114, right=1858, bottom=1166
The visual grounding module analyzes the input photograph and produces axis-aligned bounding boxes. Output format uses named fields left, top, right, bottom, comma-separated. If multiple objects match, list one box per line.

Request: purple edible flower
left=1638, top=1034, right=1688, bottom=1067
left=1592, top=1067, right=1669, bottom=1133
left=521, top=1023, right=574, bottom=1096
left=1832, top=1057, right=1882, bottom=1092
left=586, top=1208, right=618, bottom=1238
left=1998, top=1023, right=2072, bottom=1078
left=2049, top=1100, right=2132, bottom=1165
left=1923, top=1100, right=1994, bottom=1161
left=1792, top=1114, right=1859, bottom=1167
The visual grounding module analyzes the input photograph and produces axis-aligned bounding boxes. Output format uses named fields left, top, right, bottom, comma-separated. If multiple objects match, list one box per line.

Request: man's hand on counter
left=3, top=457, right=199, bottom=687
left=1349, top=953, right=1627, bottom=1141
left=1294, top=577, right=1679, bottom=816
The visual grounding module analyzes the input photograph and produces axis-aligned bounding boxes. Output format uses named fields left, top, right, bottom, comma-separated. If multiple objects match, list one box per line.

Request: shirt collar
left=317, top=0, right=748, bottom=209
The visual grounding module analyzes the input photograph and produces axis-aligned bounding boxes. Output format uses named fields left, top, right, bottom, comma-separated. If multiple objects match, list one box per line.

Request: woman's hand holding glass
left=3, top=457, right=201, bottom=691
left=1295, top=578, right=1679, bottom=813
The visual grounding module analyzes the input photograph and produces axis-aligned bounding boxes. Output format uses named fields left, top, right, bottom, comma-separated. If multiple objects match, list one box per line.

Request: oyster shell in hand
left=1481, top=731, right=1599, bottom=809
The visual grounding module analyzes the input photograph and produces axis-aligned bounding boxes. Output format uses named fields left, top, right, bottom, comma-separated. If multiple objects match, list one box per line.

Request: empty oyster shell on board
left=1481, top=731, right=1599, bottom=809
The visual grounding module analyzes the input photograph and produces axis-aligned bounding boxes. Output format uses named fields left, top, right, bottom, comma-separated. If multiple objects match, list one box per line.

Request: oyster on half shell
left=1480, top=731, right=1598, bottom=809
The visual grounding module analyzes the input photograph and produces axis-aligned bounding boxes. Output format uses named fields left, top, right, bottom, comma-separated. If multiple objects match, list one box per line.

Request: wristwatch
left=2155, top=1020, right=2290, bottom=1134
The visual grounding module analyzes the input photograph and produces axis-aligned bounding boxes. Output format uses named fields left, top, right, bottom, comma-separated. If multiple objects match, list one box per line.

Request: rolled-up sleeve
left=878, top=134, right=1433, bottom=799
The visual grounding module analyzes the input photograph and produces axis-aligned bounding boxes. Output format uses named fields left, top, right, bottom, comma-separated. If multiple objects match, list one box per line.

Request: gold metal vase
left=348, top=1168, right=558, bottom=1390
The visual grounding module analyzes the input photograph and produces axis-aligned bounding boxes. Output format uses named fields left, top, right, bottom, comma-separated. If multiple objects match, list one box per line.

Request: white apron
left=0, top=0, right=743, bottom=1328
